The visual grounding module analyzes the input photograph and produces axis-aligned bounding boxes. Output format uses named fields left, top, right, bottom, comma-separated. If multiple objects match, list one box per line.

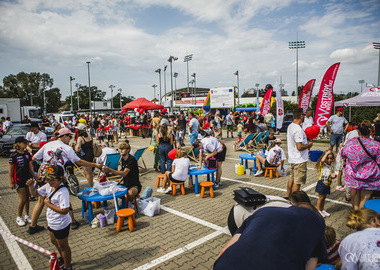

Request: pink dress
left=340, top=137, right=380, bottom=190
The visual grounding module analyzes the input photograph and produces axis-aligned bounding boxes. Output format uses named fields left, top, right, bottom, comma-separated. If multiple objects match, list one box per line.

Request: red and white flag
left=298, top=79, right=316, bottom=113
left=275, top=84, right=284, bottom=129
left=260, top=87, right=273, bottom=116
left=314, top=63, right=340, bottom=128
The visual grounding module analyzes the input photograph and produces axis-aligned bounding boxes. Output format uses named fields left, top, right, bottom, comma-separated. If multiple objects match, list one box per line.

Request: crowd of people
left=5, top=106, right=380, bottom=269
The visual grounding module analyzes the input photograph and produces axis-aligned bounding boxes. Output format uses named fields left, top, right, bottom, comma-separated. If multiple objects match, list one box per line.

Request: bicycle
left=64, top=162, right=79, bottom=196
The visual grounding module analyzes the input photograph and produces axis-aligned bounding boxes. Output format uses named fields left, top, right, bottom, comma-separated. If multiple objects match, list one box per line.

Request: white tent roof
left=335, top=86, right=380, bottom=107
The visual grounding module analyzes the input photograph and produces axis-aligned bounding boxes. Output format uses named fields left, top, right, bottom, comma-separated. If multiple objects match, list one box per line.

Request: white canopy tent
left=335, top=86, right=380, bottom=121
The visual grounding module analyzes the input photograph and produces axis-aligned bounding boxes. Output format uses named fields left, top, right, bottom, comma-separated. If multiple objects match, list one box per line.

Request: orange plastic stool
left=156, top=174, right=165, bottom=187
left=116, top=208, right=136, bottom=232
left=170, top=181, right=185, bottom=196
left=264, top=167, right=279, bottom=179
left=200, top=182, right=214, bottom=198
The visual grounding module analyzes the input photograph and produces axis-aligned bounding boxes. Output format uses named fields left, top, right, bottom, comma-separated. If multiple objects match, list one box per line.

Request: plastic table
left=78, top=185, right=128, bottom=225
left=364, top=199, right=380, bottom=214
left=188, top=166, right=216, bottom=194
left=239, top=153, right=257, bottom=173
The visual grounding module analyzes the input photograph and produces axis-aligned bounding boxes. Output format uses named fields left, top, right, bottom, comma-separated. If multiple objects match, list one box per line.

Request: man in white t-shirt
left=302, top=109, right=314, bottom=131
left=188, top=112, right=199, bottom=145
left=96, top=142, right=117, bottom=164
left=28, top=128, right=102, bottom=234
left=26, top=122, right=47, bottom=149
left=286, top=108, right=313, bottom=198
left=3, top=117, right=12, bottom=132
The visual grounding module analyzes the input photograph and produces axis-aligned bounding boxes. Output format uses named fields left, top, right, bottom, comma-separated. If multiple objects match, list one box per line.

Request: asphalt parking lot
left=0, top=133, right=354, bottom=269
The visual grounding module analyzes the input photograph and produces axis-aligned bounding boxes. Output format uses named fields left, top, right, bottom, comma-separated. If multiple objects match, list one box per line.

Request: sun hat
left=58, top=128, right=74, bottom=137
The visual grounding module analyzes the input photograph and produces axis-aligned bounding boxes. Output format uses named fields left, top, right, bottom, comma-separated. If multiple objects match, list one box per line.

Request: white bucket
left=245, top=169, right=250, bottom=175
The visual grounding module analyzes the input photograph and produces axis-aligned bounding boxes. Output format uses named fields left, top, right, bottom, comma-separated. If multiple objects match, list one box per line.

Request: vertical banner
left=260, top=86, right=273, bottom=116
left=314, top=63, right=340, bottom=128
left=275, top=84, right=284, bottom=130
left=256, top=88, right=260, bottom=113
left=298, top=79, right=316, bottom=113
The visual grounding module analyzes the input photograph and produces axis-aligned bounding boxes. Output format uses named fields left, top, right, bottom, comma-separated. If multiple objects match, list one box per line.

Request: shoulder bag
left=233, top=187, right=267, bottom=207
left=357, top=137, right=380, bottom=169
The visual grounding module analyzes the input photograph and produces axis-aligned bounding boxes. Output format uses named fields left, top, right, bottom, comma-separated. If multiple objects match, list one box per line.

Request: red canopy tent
left=122, top=97, right=163, bottom=111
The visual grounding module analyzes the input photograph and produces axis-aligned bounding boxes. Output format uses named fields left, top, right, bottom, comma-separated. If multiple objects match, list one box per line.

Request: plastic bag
left=140, top=187, right=153, bottom=200
left=104, top=208, right=116, bottom=224
left=138, top=197, right=160, bottom=217
left=94, top=181, right=119, bottom=196
left=277, top=165, right=290, bottom=177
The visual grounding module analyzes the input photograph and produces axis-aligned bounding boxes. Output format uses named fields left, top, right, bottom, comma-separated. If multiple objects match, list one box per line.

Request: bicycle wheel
left=67, top=174, right=79, bottom=196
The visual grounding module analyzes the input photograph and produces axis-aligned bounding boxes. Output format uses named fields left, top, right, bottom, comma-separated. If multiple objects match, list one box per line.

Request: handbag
left=93, top=141, right=102, bottom=157
left=206, top=157, right=217, bottom=169
left=233, top=187, right=267, bottom=207
left=357, top=137, right=380, bottom=169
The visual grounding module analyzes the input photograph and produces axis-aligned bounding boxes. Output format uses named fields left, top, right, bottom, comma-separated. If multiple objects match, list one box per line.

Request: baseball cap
left=76, top=123, right=86, bottom=131
left=58, top=128, right=74, bottom=137
left=15, top=136, right=29, bottom=144
left=274, top=138, right=282, bottom=143
left=44, top=165, right=64, bottom=181
left=337, top=108, right=344, bottom=112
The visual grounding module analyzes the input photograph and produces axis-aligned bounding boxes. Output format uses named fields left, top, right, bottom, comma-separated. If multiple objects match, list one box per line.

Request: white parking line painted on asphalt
left=133, top=229, right=225, bottom=270
left=0, top=216, right=33, bottom=270
left=302, top=182, right=317, bottom=191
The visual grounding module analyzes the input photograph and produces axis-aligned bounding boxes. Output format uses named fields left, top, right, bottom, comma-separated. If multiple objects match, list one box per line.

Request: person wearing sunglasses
left=28, top=128, right=102, bottom=235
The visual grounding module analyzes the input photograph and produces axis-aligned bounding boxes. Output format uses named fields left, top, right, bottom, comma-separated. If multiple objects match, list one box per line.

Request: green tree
left=111, top=93, right=135, bottom=109
left=66, top=85, right=106, bottom=111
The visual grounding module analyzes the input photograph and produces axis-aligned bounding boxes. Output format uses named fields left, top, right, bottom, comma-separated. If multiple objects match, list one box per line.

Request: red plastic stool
left=200, top=182, right=214, bottom=198
left=116, top=208, right=136, bottom=232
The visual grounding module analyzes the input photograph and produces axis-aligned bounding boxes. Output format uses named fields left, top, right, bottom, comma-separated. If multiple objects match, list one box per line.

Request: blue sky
left=0, top=0, right=379, bottom=102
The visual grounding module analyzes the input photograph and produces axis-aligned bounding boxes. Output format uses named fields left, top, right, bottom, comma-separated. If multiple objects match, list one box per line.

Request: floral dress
left=340, top=137, right=380, bottom=190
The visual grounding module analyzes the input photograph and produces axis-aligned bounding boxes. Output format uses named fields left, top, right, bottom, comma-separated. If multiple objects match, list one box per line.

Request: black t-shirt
left=375, top=122, right=380, bottom=136
left=121, top=155, right=141, bottom=191
left=214, top=206, right=327, bottom=270
left=41, top=119, right=51, bottom=127
left=9, top=151, right=33, bottom=183
left=177, top=115, right=187, bottom=130
left=264, top=135, right=276, bottom=146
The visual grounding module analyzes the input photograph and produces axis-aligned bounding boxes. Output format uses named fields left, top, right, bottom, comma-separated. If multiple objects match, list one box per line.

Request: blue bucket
left=309, top=150, right=323, bottom=162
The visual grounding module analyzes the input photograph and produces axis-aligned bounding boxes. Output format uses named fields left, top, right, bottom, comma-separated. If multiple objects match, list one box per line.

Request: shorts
left=227, top=125, right=234, bottom=130
left=237, top=131, right=242, bottom=136
left=181, top=129, right=186, bottom=136
left=125, top=185, right=142, bottom=194
left=98, top=136, right=104, bottom=140
left=113, top=127, right=118, bottom=132
left=214, top=144, right=227, bottom=162
left=48, top=224, right=70, bottom=240
left=189, top=133, right=198, bottom=146
left=330, top=133, right=343, bottom=146
left=168, top=173, right=184, bottom=183
left=264, top=160, right=273, bottom=168
left=315, top=180, right=330, bottom=195
left=108, top=135, right=114, bottom=140
left=290, top=162, right=307, bottom=185
left=14, top=178, right=27, bottom=189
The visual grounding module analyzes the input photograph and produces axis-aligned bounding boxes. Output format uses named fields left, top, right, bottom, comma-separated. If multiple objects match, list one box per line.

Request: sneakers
left=318, top=210, right=331, bottom=218
left=17, top=217, right=26, bottom=226
left=164, top=187, right=172, bottom=194
left=215, top=182, right=220, bottom=188
left=24, top=215, right=32, bottom=223
left=318, top=210, right=326, bottom=218
left=254, top=170, right=263, bottom=176
left=335, top=185, right=345, bottom=192
left=157, top=188, right=166, bottom=193
left=27, top=225, right=45, bottom=234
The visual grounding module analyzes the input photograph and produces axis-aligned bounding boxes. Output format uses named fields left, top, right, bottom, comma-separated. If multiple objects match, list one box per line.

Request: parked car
left=0, top=124, right=53, bottom=156
left=279, top=113, right=293, bottom=132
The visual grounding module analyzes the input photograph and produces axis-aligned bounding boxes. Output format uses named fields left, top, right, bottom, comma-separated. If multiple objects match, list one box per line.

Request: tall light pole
left=70, top=76, right=75, bottom=112
left=289, top=41, right=305, bottom=101
left=184, top=54, right=193, bottom=96
left=155, top=68, right=162, bottom=104
left=173, top=72, right=178, bottom=94
left=118, top=88, right=122, bottom=109
left=191, top=73, right=196, bottom=105
left=373, top=42, right=380, bottom=86
left=358, top=80, right=365, bottom=92
left=152, top=84, right=158, bottom=101
left=109, top=85, right=115, bottom=109
left=163, top=65, right=167, bottom=105
left=75, top=83, right=80, bottom=111
left=189, top=79, right=195, bottom=106
left=168, top=56, right=178, bottom=112
left=233, top=71, right=239, bottom=104
left=86, top=61, right=92, bottom=115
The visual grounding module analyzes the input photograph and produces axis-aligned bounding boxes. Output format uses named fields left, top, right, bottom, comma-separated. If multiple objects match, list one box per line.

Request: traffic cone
left=50, top=252, right=60, bottom=270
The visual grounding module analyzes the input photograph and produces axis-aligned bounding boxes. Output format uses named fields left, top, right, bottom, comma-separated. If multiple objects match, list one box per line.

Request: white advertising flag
left=275, top=84, right=284, bottom=130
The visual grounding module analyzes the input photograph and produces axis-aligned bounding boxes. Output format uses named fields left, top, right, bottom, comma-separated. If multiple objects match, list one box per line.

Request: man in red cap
left=326, top=108, right=349, bottom=153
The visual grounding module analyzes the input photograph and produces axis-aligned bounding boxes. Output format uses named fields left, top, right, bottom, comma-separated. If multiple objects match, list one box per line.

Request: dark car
left=0, top=124, right=53, bottom=156
left=279, top=113, right=293, bottom=132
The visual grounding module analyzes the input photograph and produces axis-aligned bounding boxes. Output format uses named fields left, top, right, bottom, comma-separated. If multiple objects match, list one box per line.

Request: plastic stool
left=170, top=181, right=185, bottom=196
left=200, top=182, right=214, bottom=198
left=156, top=174, right=165, bottom=187
left=116, top=208, right=136, bottom=232
left=264, top=167, right=279, bottom=179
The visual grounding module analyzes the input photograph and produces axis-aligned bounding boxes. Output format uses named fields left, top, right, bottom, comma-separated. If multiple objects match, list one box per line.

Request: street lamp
left=70, top=76, right=75, bottom=112
left=118, top=88, right=122, bottom=109
left=168, top=56, right=178, bottom=111
left=358, top=80, right=365, bottom=93
left=109, top=85, right=115, bottom=109
left=163, top=65, right=167, bottom=104
left=191, top=73, right=196, bottom=105
left=152, top=84, right=158, bottom=100
left=75, top=83, right=81, bottom=111
left=184, top=54, right=193, bottom=96
left=289, top=41, right=305, bottom=101
left=86, top=61, right=92, bottom=115
left=373, top=42, right=380, bottom=86
left=155, top=68, right=162, bottom=104
left=233, top=71, right=239, bottom=104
